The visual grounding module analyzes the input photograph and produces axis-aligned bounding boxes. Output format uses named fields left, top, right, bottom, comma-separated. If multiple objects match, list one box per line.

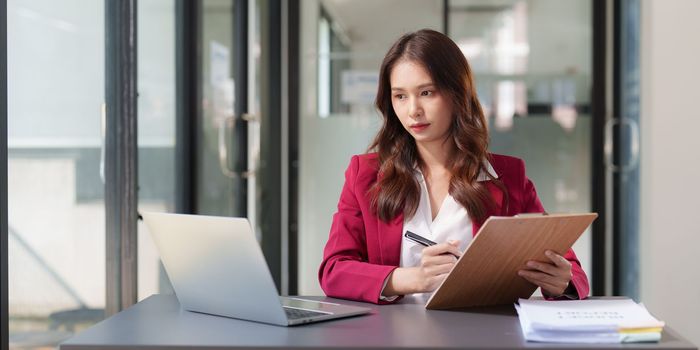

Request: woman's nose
left=408, top=97, right=423, bottom=119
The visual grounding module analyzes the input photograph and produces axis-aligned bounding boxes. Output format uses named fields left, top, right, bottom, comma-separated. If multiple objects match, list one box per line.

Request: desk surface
left=60, top=294, right=696, bottom=350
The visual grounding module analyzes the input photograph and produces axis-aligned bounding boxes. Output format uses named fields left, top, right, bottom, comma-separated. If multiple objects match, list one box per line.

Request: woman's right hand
left=382, top=240, right=462, bottom=297
left=412, top=240, right=462, bottom=293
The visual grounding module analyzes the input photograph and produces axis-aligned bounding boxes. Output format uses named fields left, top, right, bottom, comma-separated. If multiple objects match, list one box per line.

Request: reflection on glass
left=137, top=0, right=176, bottom=301
left=8, top=0, right=106, bottom=348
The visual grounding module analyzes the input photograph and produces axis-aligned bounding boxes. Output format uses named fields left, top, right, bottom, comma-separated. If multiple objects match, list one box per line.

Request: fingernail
left=527, top=261, right=536, bottom=268
left=545, top=250, right=553, bottom=256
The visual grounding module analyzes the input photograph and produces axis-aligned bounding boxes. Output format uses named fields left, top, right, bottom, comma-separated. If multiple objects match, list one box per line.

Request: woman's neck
left=416, top=139, right=454, bottom=176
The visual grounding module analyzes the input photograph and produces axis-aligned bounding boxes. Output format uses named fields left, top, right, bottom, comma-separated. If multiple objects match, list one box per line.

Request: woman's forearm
left=381, top=267, right=420, bottom=296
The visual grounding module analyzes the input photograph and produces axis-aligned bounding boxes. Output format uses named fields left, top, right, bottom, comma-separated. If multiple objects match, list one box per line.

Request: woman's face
left=389, top=59, right=454, bottom=146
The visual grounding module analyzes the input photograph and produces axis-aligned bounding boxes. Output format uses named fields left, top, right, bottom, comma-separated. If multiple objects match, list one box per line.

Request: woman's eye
left=395, top=94, right=406, bottom=100
left=421, top=90, right=433, bottom=96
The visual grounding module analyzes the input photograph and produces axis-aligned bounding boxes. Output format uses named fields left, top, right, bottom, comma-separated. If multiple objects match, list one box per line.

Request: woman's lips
left=410, top=123, right=430, bottom=132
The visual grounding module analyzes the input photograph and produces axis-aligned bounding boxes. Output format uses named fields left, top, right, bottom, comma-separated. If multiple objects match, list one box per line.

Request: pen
left=405, top=230, right=437, bottom=246
left=404, top=230, right=460, bottom=258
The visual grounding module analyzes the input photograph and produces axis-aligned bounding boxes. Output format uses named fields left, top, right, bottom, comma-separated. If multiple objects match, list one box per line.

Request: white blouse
left=401, top=161, right=498, bottom=268
left=381, top=161, right=498, bottom=302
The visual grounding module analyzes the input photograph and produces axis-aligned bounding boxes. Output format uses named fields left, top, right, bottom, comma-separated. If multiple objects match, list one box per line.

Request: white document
left=516, top=298, right=664, bottom=343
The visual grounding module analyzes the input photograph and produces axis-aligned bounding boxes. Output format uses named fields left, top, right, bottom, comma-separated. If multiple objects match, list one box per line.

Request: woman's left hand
left=518, top=250, right=572, bottom=297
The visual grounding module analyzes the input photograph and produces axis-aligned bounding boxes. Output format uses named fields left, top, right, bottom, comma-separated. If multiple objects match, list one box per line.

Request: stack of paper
left=515, top=298, right=665, bottom=343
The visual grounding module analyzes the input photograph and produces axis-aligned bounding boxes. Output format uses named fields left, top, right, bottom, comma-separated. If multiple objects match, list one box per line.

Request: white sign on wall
left=341, top=70, right=379, bottom=105
left=210, top=41, right=230, bottom=86
left=209, top=41, right=234, bottom=117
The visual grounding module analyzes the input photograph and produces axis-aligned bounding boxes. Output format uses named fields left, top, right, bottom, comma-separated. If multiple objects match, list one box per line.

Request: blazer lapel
left=377, top=212, right=403, bottom=266
left=472, top=181, right=504, bottom=236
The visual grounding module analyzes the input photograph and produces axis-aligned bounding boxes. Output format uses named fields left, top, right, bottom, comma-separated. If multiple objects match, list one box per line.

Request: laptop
left=142, top=212, right=371, bottom=326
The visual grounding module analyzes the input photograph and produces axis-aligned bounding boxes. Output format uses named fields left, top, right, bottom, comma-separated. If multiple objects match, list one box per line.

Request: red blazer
left=318, top=152, right=590, bottom=304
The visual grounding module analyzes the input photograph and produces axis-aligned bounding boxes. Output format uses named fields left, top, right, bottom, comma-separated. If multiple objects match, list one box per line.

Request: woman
left=318, top=29, right=588, bottom=304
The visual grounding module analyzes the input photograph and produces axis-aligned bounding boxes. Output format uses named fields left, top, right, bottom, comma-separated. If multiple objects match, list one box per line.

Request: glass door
left=197, top=0, right=248, bottom=218
left=196, top=0, right=260, bottom=235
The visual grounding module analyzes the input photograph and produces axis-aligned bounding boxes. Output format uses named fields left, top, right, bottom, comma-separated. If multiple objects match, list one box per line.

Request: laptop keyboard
left=283, top=307, right=328, bottom=320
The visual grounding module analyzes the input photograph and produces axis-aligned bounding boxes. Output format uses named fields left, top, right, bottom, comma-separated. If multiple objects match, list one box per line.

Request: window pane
left=8, top=0, right=106, bottom=348
left=137, top=0, right=176, bottom=301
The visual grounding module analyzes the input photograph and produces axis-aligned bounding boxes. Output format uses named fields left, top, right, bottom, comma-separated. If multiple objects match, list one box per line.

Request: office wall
left=639, top=0, right=700, bottom=345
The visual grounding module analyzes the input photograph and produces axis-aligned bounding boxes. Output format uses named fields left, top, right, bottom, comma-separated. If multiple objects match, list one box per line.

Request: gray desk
left=60, top=294, right=696, bottom=350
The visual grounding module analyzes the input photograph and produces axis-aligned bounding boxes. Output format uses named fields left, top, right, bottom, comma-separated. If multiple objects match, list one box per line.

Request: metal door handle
left=624, top=117, right=640, bottom=172
left=604, top=117, right=640, bottom=173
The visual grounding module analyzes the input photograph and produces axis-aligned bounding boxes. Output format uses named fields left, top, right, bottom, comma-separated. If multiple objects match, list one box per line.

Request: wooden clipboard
left=425, top=212, right=598, bottom=310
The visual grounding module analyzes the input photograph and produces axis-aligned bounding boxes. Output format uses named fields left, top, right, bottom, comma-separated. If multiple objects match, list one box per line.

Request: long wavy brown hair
left=369, top=29, right=506, bottom=223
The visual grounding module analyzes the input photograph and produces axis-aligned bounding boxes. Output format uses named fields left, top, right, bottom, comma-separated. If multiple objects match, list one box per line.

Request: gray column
left=105, top=0, right=138, bottom=317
